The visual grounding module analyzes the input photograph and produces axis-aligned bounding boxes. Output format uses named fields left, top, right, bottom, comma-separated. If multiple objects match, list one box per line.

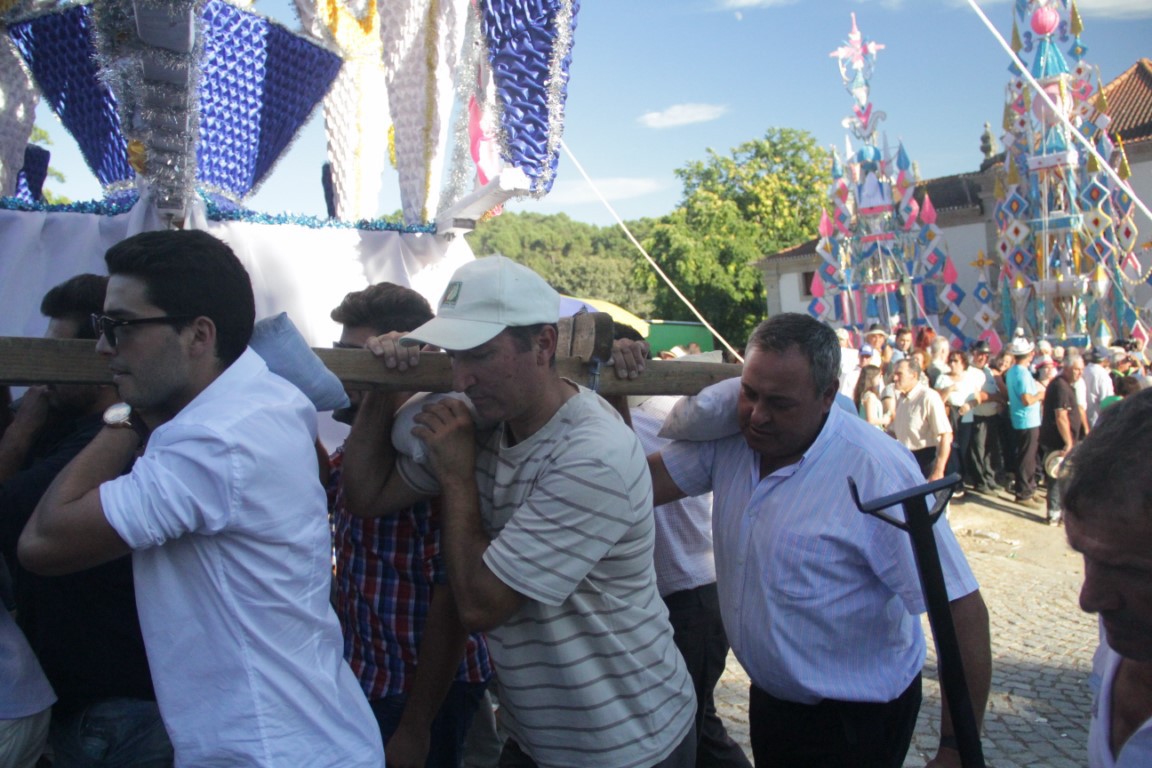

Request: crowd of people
left=0, top=231, right=1149, bottom=768
left=840, top=322, right=1150, bottom=525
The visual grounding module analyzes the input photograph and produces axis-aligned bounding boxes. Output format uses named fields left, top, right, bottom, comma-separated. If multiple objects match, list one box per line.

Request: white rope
left=964, top=0, right=1152, bottom=225
left=559, top=139, right=744, bottom=362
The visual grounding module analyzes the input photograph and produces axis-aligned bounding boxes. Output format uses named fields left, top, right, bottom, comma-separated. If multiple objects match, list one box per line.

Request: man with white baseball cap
left=351, top=256, right=697, bottom=768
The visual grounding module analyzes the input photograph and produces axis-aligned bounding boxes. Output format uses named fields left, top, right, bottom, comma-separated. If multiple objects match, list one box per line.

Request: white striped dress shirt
left=662, top=403, right=978, bottom=705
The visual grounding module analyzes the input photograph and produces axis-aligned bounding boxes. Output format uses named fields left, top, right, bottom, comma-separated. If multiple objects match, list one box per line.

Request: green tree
left=466, top=211, right=655, bottom=317
left=642, top=127, right=831, bottom=348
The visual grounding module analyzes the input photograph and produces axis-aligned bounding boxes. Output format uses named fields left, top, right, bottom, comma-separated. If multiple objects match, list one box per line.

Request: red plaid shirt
left=328, top=448, right=491, bottom=699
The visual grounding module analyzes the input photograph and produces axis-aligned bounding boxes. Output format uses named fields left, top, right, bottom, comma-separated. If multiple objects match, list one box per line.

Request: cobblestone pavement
left=711, top=488, right=1097, bottom=767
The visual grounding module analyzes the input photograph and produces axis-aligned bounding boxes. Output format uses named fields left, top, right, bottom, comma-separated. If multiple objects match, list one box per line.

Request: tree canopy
left=642, top=127, right=830, bottom=347
left=466, top=128, right=830, bottom=349
left=466, top=211, right=656, bottom=317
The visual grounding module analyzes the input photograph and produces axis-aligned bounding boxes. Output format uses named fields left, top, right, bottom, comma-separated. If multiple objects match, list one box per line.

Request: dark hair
left=104, top=230, right=255, bottom=364
left=746, top=314, right=839, bottom=394
left=330, top=282, right=433, bottom=334
left=505, top=323, right=559, bottom=366
left=895, top=356, right=921, bottom=377
left=40, top=273, right=108, bottom=340
left=947, top=350, right=969, bottom=368
left=1062, top=387, right=1152, bottom=524
left=853, top=364, right=883, bottom=409
left=1116, top=375, right=1143, bottom=398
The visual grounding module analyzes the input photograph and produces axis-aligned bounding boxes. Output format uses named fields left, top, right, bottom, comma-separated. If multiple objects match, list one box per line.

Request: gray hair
left=747, top=314, right=840, bottom=394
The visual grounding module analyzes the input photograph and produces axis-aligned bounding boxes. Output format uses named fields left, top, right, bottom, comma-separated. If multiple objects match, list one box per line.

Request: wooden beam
left=0, top=334, right=740, bottom=396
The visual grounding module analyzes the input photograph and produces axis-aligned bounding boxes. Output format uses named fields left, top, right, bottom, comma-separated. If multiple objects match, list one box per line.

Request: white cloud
left=637, top=103, right=729, bottom=129
left=542, top=177, right=664, bottom=206
left=1056, top=0, right=1151, bottom=17
left=953, top=0, right=1152, bottom=19
left=717, top=0, right=797, bottom=8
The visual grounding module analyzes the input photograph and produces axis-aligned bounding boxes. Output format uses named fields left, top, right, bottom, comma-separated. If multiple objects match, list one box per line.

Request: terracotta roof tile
left=1102, top=58, right=1152, bottom=145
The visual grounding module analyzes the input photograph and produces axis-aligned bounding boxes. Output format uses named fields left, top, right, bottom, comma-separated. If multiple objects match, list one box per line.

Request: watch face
left=104, top=402, right=132, bottom=426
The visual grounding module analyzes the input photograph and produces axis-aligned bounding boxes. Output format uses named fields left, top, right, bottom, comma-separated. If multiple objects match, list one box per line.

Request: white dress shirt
left=662, top=404, right=978, bottom=704
left=102, top=349, right=382, bottom=767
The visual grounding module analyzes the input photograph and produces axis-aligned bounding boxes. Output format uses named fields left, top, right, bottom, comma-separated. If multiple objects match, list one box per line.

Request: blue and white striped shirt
left=663, top=403, right=978, bottom=705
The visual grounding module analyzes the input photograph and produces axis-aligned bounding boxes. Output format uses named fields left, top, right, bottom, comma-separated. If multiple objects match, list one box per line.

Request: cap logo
left=440, top=281, right=462, bottom=309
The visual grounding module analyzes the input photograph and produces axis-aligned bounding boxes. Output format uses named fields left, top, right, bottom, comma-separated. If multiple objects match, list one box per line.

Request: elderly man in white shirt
left=641, top=313, right=991, bottom=768
left=892, top=357, right=953, bottom=482
left=1083, top=347, right=1115, bottom=426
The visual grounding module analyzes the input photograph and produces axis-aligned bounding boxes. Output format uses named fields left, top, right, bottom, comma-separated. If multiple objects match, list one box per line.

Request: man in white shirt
left=1082, top=348, right=1115, bottom=426
left=1062, top=389, right=1152, bottom=767
left=642, top=313, right=991, bottom=768
left=19, top=230, right=383, bottom=767
left=891, top=358, right=952, bottom=481
left=836, top=327, right=860, bottom=398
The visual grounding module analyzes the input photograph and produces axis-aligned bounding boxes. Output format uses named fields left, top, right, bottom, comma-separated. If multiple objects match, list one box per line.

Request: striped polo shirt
left=401, top=386, right=695, bottom=767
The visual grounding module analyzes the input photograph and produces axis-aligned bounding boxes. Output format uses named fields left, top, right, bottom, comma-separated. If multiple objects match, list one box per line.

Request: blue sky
left=35, top=0, right=1152, bottom=227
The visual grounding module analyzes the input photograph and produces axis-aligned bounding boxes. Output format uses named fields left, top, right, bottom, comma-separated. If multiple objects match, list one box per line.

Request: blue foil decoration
left=481, top=0, right=579, bottom=195
left=7, top=5, right=134, bottom=190
left=197, top=0, right=343, bottom=203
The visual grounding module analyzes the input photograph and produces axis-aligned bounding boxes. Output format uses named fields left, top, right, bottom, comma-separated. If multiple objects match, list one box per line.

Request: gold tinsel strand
left=324, top=0, right=377, bottom=41
left=1117, top=137, right=1131, bottom=180
left=1006, top=158, right=1020, bottom=186
left=1069, top=0, right=1083, bottom=38
left=127, top=139, right=147, bottom=174
left=388, top=123, right=397, bottom=169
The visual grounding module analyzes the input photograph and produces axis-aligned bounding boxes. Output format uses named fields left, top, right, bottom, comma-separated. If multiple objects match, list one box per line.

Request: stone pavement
left=710, top=488, right=1097, bottom=767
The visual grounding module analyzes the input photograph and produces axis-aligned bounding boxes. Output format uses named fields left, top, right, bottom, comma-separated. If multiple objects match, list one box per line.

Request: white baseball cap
left=401, top=256, right=560, bottom=351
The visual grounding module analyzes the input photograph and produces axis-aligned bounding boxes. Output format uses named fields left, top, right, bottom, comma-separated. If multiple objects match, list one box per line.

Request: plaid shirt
left=329, top=448, right=491, bottom=700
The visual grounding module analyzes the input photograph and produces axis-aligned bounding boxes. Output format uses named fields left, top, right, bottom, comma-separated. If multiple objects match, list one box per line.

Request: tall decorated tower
left=993, top=0, right=1146, bottom=346
left=809, top=14, right=967, bottom=341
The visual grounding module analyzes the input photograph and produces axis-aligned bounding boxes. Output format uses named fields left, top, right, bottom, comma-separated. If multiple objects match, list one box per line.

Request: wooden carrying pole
left=0, top=314, right=741, bottom=397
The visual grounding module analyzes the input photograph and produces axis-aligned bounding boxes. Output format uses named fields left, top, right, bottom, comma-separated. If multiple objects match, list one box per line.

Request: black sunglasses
left=90, top=313, right=195, bottom=348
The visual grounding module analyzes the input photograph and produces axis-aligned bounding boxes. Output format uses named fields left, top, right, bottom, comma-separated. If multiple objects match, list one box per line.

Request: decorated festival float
left=779, top=1, right=1152, bottom=352
left=807, top=14, right=969, bottom=344
left=0, top=0, right=577, bottom=346
left=990, top=0, right=1148, bottom=349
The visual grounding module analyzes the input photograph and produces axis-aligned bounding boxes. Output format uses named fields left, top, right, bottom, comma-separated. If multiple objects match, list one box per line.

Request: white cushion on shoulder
left=391, top=392, right=480, bottom=461
left=657, top=377, right=741, bottom=441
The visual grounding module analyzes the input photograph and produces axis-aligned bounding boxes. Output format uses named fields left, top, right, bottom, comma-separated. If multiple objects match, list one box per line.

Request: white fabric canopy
left=1, top=197, right=473, bottom=345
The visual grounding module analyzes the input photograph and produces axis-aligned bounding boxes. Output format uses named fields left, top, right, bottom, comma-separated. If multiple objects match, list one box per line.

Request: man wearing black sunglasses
left=18, top=230, right=384, bottom=767
left=1, top=273, right=171, bottom=766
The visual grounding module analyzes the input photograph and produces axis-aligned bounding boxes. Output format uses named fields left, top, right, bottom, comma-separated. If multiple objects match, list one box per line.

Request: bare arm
left=649, top=452, right=688, bottom=508
left=343, top=332, right=436, bottom=518
left=929, top=589, right=992, bottom=768
left=340, top=390, right=426, bottom=518
left=929, top=435, right=951, bottom=482
left=415, top=398, right=525, bottom=632
left=18, top=426, right=136, bottom=575
left=385, top=584, right=473, bottom=768
left=1054, top=408, right=1074, bottom=452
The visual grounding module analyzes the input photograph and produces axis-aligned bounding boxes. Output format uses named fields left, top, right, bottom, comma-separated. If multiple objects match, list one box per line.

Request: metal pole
left=848, top=473, right=986, bottom=768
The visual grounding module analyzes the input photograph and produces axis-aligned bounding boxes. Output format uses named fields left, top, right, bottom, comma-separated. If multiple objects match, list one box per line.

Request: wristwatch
left=103, top=403, right=149, bottom=445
